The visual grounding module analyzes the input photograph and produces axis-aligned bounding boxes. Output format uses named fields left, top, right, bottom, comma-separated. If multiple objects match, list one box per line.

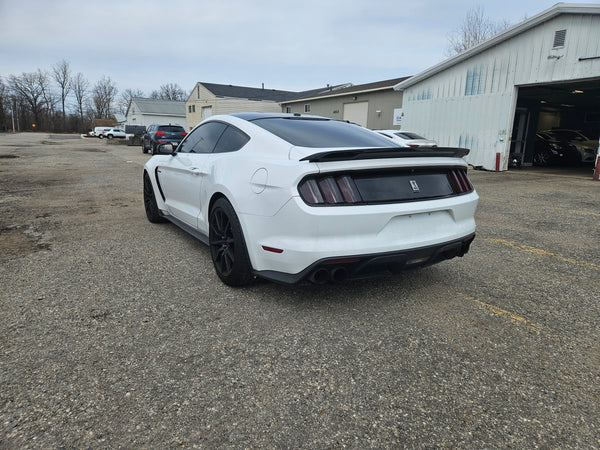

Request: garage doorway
left=514, top=78, right=600, bottom=170
left=343, top=102, right=368, bottom=127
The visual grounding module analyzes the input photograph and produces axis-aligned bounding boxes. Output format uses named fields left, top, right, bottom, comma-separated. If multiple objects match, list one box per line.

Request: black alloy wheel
left=143, top=172, right=167, bottom=223
left=209, top=198, right=253, bottom=286
left=533, top=150, right=552, bottom=166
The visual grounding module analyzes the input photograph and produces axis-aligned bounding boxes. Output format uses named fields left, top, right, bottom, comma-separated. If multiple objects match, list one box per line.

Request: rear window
left=251, top=118, right=395, bottom=148
left=158, top=125, right=185, bottom=132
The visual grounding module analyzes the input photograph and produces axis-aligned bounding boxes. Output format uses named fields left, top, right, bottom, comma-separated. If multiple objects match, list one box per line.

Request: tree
left=118, top=88, right=145, bottom=115
left=0, top=77, right=9, bottom=131
left=91, top=76, right=118, bottom=119
left=71, top=72, right=89, bottom=125
left=445, top=6, right=511, bottom=57
left=37, top=69, right=58, bottom=128
left=53, top=59, right=71, bottom=130
left=151, top=83, right=187, bottom=101
left=8, top=72, right=45, bottom=129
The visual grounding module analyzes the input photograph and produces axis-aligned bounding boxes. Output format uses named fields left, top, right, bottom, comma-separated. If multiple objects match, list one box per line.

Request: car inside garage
left=511, top=77, right=600, bottom=170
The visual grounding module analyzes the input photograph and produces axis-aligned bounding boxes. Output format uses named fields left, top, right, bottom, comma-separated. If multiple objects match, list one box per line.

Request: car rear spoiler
left=300, top=147, right=470, bottom=163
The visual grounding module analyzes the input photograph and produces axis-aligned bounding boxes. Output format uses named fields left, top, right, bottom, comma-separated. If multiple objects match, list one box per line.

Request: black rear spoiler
left=300, top=147, right=470, bottom=163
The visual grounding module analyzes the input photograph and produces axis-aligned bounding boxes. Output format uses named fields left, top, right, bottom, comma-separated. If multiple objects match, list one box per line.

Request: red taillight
left=407, top=144, right=419, bottom=148
left=448, top=169, right=473, bottom=194
left=299, top=175, right=362, bottom=205
left=155, top=131, right=166, bottom=137
left=181, top=132, right=187, bottom=137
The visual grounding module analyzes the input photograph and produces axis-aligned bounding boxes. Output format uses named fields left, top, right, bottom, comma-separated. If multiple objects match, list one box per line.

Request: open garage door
left=511, top=78, right=600, bottom=169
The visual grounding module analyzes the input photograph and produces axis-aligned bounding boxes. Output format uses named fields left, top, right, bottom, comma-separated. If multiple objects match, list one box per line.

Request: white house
left=185, top=82, right=330, bottom=130
left=394, top=3, right=600, bottom=171
left=125, top=98, right=186, bottom=129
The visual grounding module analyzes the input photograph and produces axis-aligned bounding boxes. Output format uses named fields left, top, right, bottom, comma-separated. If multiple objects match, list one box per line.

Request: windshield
left=251, top=118, right=396, bottom=148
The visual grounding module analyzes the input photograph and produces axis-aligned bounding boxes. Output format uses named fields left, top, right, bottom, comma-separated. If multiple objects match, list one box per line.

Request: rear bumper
left=255, top=233, right=475, bottom=284
left=240, top=191, right=478, bottom=283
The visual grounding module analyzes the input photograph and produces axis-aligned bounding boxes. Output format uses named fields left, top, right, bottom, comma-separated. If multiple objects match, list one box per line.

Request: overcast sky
left=1, top=0, right=598, bottom=96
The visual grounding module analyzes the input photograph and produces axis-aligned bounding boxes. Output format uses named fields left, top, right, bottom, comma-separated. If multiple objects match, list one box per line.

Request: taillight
left=299, top=175, right=362, bottom=205
left=155, top=131, right=166, bottom=137
left=448, top=169, right=473, bottom=194
left=181, top=132, right=187, bottom=137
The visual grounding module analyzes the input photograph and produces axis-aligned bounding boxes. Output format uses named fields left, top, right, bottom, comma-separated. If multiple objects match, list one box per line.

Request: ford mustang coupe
left=143, top=113, right=478, bottom=286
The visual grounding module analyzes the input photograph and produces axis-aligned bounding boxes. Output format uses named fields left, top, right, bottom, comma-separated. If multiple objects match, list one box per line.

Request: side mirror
left=156, top=143, right=176, bottom=155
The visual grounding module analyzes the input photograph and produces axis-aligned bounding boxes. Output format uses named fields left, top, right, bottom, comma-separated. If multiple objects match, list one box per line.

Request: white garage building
left=394, top=3, right=600, bottom=171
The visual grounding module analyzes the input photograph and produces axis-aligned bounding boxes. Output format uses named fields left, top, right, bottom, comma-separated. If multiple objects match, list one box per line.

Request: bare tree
left=37, top=69, right=58, bottom=128
left=53, top=59, right=72, bottom=130
left=71, top=72, right=89, bottom=125
left=118, top=88, right=145, bottom=115
left=8, top=72, right=45, bottom=128
left=150, top=83, right=187, bottom=101
left=0, top=77, right=9, bottom=131
left=91, top=76, right=118, bottom=119
left=445, top=6, right=511, bottom=57
left=160, top=83, right=187, bottom=101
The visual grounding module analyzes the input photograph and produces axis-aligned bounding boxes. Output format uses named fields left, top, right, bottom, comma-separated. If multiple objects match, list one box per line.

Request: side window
left=213, top=126, right=250, bottom=153
left=178, top=122, right=227, bottom=153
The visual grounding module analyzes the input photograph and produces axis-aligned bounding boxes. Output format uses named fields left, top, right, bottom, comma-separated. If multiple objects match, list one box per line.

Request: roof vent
left=553, top=29, right=566, bottom=48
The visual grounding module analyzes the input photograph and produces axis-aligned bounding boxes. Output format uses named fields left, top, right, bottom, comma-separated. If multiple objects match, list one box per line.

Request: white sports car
left=143, top=113, right=478, bottom=286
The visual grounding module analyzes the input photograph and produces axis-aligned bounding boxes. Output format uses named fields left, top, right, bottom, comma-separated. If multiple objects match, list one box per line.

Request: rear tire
left=209, top=198, right=253, bottom=286
left=143, top=172, right=167, bottom=223
left=142, top=140, right=148, bottom=154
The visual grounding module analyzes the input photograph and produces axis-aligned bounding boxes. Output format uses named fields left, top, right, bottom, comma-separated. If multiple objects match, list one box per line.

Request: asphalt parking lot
left=1, top=133, right=599, bottom=448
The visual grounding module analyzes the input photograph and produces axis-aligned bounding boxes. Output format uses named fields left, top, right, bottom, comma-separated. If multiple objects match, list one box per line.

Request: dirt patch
left=0, top=227, right=50, bottom=258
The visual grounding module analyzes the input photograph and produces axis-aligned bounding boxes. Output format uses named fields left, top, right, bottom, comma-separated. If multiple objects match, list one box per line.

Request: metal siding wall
left=400, top=13, right=600, bottom=170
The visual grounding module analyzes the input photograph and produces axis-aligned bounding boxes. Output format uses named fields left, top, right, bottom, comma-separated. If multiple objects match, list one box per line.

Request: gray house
left=281, top=77, right=410, bottom=129
left=125, top=98, right=187, bottom=129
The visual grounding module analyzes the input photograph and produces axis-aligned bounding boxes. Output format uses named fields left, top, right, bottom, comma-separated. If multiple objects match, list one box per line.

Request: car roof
left=230, top=112, right=331, bottom=121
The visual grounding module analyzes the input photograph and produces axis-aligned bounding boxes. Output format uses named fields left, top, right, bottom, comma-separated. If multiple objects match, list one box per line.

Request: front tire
left=143, top=172, right=167, bottom=223
left=209, top=198, right=253, bottom=286
left=533, top=150, right=552, bottom=166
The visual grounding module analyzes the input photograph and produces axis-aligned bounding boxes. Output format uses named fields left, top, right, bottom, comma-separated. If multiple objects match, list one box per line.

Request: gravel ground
left=1, top=133, right=599, bottom=448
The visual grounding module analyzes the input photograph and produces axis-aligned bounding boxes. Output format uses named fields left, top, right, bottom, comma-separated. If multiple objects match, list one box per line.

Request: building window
left=553, top=29, right=566, bottom=48
left=192, top=105, right=195, bottom=113
left=465, top=67, right=484, bottom=96
left=304, top=104, right=311, bottom=113
left=286, top=106, right=291, bottom=113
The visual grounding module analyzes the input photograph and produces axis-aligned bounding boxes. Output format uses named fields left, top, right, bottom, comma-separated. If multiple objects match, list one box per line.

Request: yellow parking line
left=459, top=293, right=560, bottom=338
left=482, top=237, right=600, bottom=271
